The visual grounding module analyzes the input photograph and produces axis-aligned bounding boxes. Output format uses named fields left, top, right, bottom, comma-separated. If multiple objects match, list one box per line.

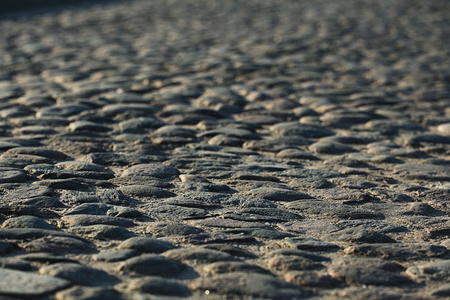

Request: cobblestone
left=0, top=0, right=449, bottom=298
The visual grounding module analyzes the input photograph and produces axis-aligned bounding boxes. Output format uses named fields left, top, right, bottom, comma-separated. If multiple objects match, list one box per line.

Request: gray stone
left=121, top=163, right=180, bottom=179
left=100, top=104, right=158, bottom=117
left=203, top=261, right=269, bottom=275
left=118, top=117, right=166, bottom=133
left=64, top=203, right=112, bottom=215
left=0, top=241, right=18, bottom=255
left=284, top=270, right=340, bottom=288
left=367, top=188, right=414, bottom=203
left=61, top=214, right=134, bottom=227
left=344, top=243, right=448, bottom=261
left=0, top=84, right=24, bottom=99
left=336, top=219, right=407, bottom=233
left=12, top=126, right=58, bottom=138
left=55, top=286, right=123, bottom=300
left=309, top=140, right=357, bottom=155
left=198, top=86, right=247, bottom=107
left=1, top=1, right=449, bottom=298
left=270, top=122, right=334, bottom=138
left=243, top=137, right=312, bottom=152
left=162, top=248, right=237, bottom=265
left=177, top=191, right=230, bottom=204
left=324, top=155, right=373, bottom=168
left=360, top=119, right=425, bottom=134
left=119, top=185, right=176, bottom=198
left=103, top=91, right=148, bottom=103
left=202, top=244, right=257, bottom=259
left=436, top=123, right=450, bottom=136
left=278, top=220, right=340, bottom=236
left=289, top=177, right=332, bottom=190
left=0, top=157, right=35, bottom=168
left=93, top=250, right=140, bottom=263
left=151, top=125, right=198, bottom=144
left=310, top=188, right=373, bottom=204
left=235, top=114, right=284, bottom=125
left=322, top=228, right=396, bottom=244
left=0, top=168, right=27, bottom=183
left=0, top=257, right=32, bottom=271
left=79, top=153, right=156, bottom=166
left=0, top=154, right=54, bottom=166
left=118, top=237, right=175, bottom=253
left=320, top=111, right=375, bottom=128
left=34, top=179, right=88, bottom=190
left=0, top=203, right=60, bottom=219
left=367, top=142, right=430, bottom=158
left=402, top=202, right=444, bottom=216
left=189, top=272, right=305, bottom=299
left=62, top=190, right=127, bottom=206
left=336, top=286, right=425, bottom=300
left=0, top=142, right=21, bottom=152
left=1, top=216, right=56, bottom=230
left=14, top=253, right=77, bottom=264
left=267, top=255, right=324, bottom=272
left=405, top=133, right=450, bottom=147
left=280, top=237, right=340, bottom=252
left=223, top=194, right=276, bottom=208
left=118, top=254, right=188, bottom=277
left=39, top=263, right=119, bottom=286
left=180, top=231, right=256, bottom=245
left=394, top=163, right=450, bottom=181
left=222, top=207, right=302, bottom=222
left=406, top=260, right=450, bottom=281
left=110, top=175, right=172, bottom=188
left=191, top=217, right=271, bottom=229
left=276, top=148, right=320, bottom=160
left=6, top=147, right=68, bottom=160
left=328, top=265, right=412, bottom=286
left=68, top=225, right=136, bottom=240
left=36, top=103, right=92, bottom=118
left=146, top=222, right=204, bottom=237
left=199, top=126, right=258, bottom=139
left=106, top=206, right=143, bottom=219
left=126, top=276, right=191, bottom=296
left=431, top=284, right=450, bottom=297
left=144, top=204, right=208, bottom=221
left=68, top=121, right=111, bottom=133
left=235, top=163, right=294, bottom=173
left=267, top=249, right=331, bottom=262
left=0, top=228, right=87, bottom=241
left=281, top=168, right=342, bottom=179
left=243, top=187, right=311, bottom=201
left=0, top=268, right=71, bottom=298
left=23, top=235, right=96, bottom=254
left=206, top=134, right=244, bottom=146
left=286, top=199, right=383, bottom=219
left=333, top=257, right=405, bottom=272
left=219, top=228, right=292, bottom=240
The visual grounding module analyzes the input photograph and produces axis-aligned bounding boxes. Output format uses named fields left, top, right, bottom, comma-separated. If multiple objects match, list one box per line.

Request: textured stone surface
left=327, top=265, right=412, bottom=286
left=39, top=263, right=119, bottom=286
left=189, top=272, right=305, bottom=299
left=55, top=286, right=122, bottom=300
left=117, top=237, right=175, bottom=253
left=126, top=276, right=191, bottom=297
left=0, top=268, right=71, bottom=298
left=118, top=254, right=188, bottom=277
left=0, top=0, right=448, bottom=299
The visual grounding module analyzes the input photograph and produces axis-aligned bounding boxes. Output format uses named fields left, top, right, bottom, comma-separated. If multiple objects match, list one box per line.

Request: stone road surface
left=0, top=0, right=449, bottom=299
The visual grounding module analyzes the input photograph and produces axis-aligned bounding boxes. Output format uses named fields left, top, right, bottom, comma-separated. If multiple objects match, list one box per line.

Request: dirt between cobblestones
left=0, top=0, right=449, bottom=299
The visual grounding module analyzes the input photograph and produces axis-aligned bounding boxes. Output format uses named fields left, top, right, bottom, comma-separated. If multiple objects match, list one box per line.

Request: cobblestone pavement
left=0, top=0, right=449, bottom=299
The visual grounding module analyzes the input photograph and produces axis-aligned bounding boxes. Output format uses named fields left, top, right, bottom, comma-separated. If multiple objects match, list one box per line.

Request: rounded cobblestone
left=0, top=0, right=448, bottom=299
